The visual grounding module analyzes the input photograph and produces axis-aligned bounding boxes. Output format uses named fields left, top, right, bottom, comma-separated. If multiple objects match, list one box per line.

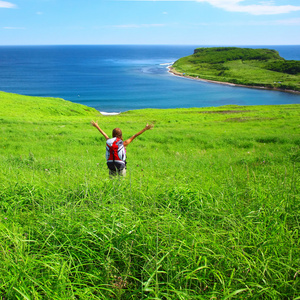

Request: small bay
left=0, top=45, right=299, bottom=112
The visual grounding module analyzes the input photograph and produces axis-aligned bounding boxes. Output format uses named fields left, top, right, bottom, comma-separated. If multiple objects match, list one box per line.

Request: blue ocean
left=0, top=45, right=299, bottom=112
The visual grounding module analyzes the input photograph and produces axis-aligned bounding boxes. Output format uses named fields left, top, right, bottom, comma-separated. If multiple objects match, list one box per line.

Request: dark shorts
left=107, top=161, right=126, bottom=176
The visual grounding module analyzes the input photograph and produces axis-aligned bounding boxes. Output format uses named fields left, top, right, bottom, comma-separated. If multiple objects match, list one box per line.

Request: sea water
left=0, top=45, right=299, bottom=112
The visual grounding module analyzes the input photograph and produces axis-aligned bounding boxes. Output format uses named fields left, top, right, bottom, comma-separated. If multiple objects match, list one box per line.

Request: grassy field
left=171, top=47, right=300, bottom=92
left=0, top=91, right=300, bottom=299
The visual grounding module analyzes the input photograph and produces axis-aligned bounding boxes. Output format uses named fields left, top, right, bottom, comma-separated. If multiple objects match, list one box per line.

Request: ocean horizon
left=0, top=45, right=299, bottom=112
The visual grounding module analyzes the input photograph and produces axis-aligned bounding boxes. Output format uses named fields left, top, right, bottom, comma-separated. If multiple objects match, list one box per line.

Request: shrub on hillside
left=265, top=60, right=300, bottom=75
left=192, top=47, right=282, bottom=63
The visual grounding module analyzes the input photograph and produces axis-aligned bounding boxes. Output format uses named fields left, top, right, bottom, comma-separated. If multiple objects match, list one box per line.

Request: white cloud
left=0, top=1, right=16, bottom=8
left=194, top=17, right=300, bottom=26
left=3, top=27, right=26, bottom=30
left=244, top=17, right=300, bottom=25
left=111, top=23, right=165, bottom=28
left=118, top=0, right=300, bottom=15
left=273, top=17, right=300, bottom=25
left=196, top=0, right=300, bottom=15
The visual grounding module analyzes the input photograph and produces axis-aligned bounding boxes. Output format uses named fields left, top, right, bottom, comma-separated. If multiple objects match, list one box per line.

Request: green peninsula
left=170, top=47, right=300, bottom=92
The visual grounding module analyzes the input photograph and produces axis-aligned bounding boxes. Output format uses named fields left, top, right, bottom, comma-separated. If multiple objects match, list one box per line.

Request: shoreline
left=168, top=66, right=300, bottom=95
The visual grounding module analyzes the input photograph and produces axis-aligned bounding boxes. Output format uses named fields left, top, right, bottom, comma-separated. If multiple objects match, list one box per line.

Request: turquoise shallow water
left=0, top=45, right=299, bottom=112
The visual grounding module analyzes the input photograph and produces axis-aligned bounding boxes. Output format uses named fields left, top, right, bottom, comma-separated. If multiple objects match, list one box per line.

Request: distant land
left=170, top=47, right=300, bottom=93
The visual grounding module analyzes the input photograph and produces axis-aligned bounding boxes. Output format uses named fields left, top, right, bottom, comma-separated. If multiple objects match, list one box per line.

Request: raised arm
left=91, top=121, right=109, bottom=140
left=123, top=124, right=154, bottom=147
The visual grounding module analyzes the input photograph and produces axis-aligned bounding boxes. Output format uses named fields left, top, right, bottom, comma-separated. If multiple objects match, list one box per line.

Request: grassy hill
left=171, top=47, right=300, bottom=92
left=0, top=91, right=98, bottom=120
left=0, top=92, right=299, bottom=299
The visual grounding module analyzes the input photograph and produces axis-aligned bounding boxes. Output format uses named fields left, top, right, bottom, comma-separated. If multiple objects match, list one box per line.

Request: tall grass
left=0, top=92, right=299, bottom=299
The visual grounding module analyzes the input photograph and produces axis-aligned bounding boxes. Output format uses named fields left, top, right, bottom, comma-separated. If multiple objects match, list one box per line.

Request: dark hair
left=112, top=128, right=122, bottom=138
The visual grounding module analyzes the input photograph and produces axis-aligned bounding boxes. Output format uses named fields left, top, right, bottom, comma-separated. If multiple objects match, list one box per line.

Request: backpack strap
left=112, top=138, right=118, bottom=163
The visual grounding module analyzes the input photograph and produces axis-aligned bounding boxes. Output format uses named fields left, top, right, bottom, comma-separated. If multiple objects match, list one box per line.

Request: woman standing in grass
left=91, top=121, right=153, bottom=176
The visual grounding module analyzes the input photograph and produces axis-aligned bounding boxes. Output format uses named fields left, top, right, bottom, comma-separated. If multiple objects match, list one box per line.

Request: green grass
left=172, top=47, right=300, bottom=92
left=0, top=91, right=300, bottom=299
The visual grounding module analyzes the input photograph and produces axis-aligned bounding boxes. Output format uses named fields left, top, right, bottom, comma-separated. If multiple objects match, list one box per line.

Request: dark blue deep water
left=0, top=45, right=299, bottom=112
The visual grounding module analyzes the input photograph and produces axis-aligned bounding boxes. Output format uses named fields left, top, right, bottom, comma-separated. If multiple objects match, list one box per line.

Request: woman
left=91, top=121, right=154, bottom=176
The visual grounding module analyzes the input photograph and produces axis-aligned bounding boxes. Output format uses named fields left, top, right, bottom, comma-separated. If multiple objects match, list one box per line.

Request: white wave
left=100, top=111, right=121, bottom=116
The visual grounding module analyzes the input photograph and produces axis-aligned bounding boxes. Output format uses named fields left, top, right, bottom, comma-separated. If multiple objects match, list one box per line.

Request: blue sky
left=0, top=0, right=300, bottom=45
